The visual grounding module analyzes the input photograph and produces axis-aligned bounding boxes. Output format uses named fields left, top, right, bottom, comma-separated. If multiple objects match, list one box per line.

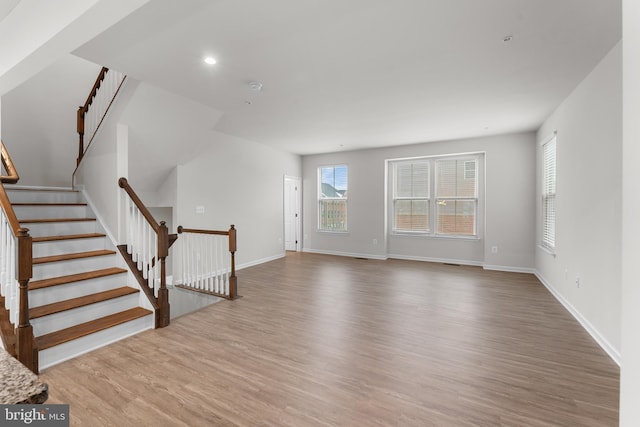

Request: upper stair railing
left=0, top=141, right=37, bottom=373
left=118, top=177, right=174, bottom=328
left=77, top=67, right=126, bottom=166
left=176, top=226, right=237, bottom=300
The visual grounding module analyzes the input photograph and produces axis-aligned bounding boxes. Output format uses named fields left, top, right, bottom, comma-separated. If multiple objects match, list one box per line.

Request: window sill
left=391, top=232, right=480, bottom=241
left=538, top=244, right=556, bottom=257
left=317, top=230, right=349, bottom=235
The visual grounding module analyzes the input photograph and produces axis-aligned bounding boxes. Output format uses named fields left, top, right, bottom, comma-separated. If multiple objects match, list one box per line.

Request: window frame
left=317, top=164, right=348, bottom=232
left=541, top=135, right=557, bottom=252
left=389, top=153, right=481, bottom=239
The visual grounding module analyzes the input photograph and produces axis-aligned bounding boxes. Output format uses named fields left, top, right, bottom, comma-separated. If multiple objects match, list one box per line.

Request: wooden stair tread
left=30, top=287, right=139, bottom=319
left=12, top=203, right=87, bottom=206
left=29, top=267, right=127, bottom=290
left=19, top=217, right=96, bottom=223
left=33, top=233, right=106, bottom=243
left=36, top=307, right=152, bottom=350
left=33, top=249, right=116, bottom=264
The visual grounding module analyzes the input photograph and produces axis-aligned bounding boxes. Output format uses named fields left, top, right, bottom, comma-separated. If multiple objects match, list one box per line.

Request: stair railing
left=176, top=225, right=237, bottom=300
left=118, top=177, right=172, bottom=328
left=77, top=67, right=126, bottom=166
left=0, top=141, right=37, bottom=373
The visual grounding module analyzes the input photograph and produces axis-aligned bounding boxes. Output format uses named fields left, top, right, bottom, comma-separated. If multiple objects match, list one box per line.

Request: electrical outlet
left=491, top=246, right=498, bottom=254
left=576, top=277, right=580, bottom=288
left=195, top=205, right=205, bottom=214
left=373, top=238, right=378, bottom=245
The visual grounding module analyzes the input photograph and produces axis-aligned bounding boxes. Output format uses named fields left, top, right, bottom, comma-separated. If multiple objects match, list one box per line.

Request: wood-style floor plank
left=39, top=253, right=619, bottom=426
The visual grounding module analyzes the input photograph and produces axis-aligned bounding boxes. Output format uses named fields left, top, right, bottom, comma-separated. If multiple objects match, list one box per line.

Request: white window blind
left=393, top=161, right=430, bottom=232
left=542, top=136, right=557, bottom=250
left=318, top=165, right=348, bottom=231
left=435, top=158, right=478, bottom=236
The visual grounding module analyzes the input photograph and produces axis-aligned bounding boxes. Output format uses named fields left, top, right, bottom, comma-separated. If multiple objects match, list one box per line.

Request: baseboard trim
left=483, top=265, right=536, bottom=274
left=534, top=271, right=621, bottom=366
left=302, top=248, right=388, bottom=260
left=387, top=253, right=483, bottom=266
left=236, top=253, right=286, bottom=270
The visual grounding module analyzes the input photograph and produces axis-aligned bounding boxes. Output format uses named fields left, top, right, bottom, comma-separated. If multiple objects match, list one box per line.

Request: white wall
left=0, top=0, right=150, bottom=95
left=621, top=1, right=640, bottom=423
left=176, top=131, right=301, bottom=268
left=1, top=55, right=100, bottom=187
left=535, top=42, right=622, bottom=362
left=302, top=132, right=536, bottom=270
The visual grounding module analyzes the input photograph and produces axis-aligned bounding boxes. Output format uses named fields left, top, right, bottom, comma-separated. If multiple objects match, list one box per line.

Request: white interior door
left=284, top=176, right=301, bottom=251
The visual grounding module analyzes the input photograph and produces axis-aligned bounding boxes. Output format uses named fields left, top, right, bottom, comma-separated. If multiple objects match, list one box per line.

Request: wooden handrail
left=0, top=142, right=37, bottom=373
left=0, top=183, right=22, bottom=235
left=82, top=67, right=108, bottom=111
left=118, top=177, right=170, bottom=328
left=118, top=177, right=160, bottom=232
left=0, top=141, right=19, bottom=184
left=177, top=226, right=229, bottom=236
left=77, top=67, right=108, bottom=166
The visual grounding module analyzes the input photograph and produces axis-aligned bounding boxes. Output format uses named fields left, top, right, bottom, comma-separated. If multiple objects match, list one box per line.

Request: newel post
left=228, top=225, right=237, bottom=300
left=16, top=228, right=37, bottom=373
left=156, top=221, right=170, bottom=328
left=77, top=106, right=85, bottom=166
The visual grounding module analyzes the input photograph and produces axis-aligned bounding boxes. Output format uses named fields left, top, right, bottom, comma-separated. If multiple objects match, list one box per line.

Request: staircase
left=8, top=187, right=153, bottom=370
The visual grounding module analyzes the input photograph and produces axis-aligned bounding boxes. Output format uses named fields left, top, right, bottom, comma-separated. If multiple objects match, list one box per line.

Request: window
left=318, top=165, right=348, bottom=231
left=393, top=161, right=430, bottom=232
left=390, top=154, right=480, bottom=237
left=542, top=135, right=556, bottom=250
left=435, top=158, right=478, bottom=236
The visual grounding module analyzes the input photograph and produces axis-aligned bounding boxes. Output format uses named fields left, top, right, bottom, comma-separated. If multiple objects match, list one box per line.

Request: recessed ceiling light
left=204, top=56, right=217, bottom=65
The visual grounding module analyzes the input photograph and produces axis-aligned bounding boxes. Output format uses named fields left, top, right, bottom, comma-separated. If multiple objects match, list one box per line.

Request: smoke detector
left=248, top=81, right=263, bottom=91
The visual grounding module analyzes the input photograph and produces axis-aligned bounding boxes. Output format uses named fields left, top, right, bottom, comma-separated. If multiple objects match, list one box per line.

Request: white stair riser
left=30, top=274, right=128, bottom=306
left=33, top=254, right=119, bottom=280
left=13, top=205, right=90, bottom=220
left=38, top=314, right=154, bottom=370
left=22, top=221, right=100, bottom=237
left=32, top=293, right=140, bottom=336
left=33, top=237, right=111, bottom=258
left=7, top=190, right=82, bottom=204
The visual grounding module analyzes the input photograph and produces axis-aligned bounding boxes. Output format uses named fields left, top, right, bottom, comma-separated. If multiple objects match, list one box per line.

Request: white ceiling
left=0, top=0, right=19, bottom=23
left=74, top=0, right=621, bottom=155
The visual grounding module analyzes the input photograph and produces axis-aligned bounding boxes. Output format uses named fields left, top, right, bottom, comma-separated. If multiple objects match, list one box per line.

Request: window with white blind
left=542, top=136, right=556, bottom=251
left=435, top=158, right=478, bottom=236
left=390, top=154, right=480, bottom=237
left=393, top=161, right=430, bottom=232
left=318, top=165, right=348, bottom=231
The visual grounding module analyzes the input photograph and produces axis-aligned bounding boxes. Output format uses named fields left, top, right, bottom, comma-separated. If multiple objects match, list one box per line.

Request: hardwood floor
left=39, top=253, right=619, bottom=426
